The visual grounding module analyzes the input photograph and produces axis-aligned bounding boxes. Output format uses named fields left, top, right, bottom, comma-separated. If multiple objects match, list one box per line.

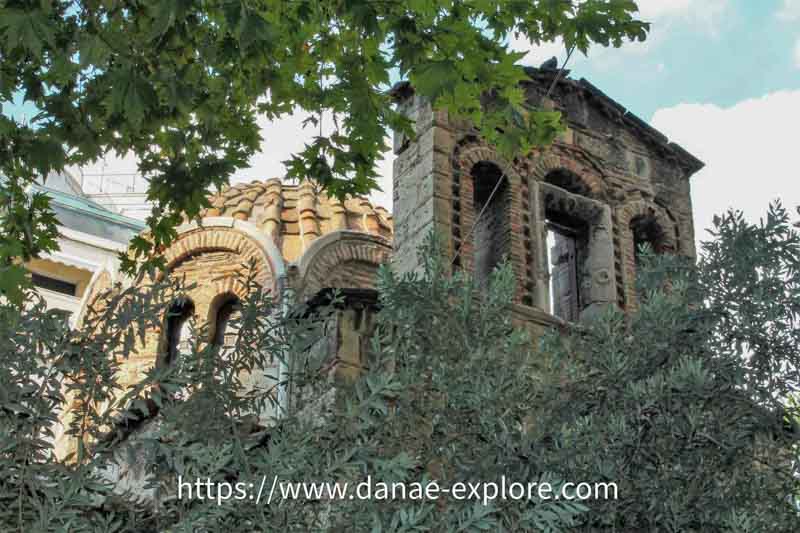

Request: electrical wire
left=450, top=43, right=577, bottom=266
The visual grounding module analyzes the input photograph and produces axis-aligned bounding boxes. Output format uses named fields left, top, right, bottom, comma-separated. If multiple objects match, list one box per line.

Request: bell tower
left=390, top=65, right=703, bottom=324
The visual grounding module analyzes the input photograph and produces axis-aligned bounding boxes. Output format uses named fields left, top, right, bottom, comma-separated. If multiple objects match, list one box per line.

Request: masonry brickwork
left=55, top=184, right=394, bottom=461
left=391, top=66, right=702, bottom=325
left=57, top=67, right=702, bottom=468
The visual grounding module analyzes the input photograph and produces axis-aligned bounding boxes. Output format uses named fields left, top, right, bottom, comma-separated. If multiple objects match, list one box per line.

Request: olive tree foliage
left=0, top=0, right=649, bottom=301
left=529, top=202, right=800, bottom=531
left=0, top=244, right=588, bottom=532
left=2, top=203, right=799, bottom=532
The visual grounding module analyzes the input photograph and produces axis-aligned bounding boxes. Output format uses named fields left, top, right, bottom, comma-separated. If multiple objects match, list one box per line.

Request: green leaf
left=0, top=264, right=30, bottom=306
left=0, top=8, right=55, bottom=57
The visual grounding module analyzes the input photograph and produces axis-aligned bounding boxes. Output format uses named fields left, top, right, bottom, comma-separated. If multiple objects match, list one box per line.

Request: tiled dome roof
left=201, top=179, right=392, bottom=263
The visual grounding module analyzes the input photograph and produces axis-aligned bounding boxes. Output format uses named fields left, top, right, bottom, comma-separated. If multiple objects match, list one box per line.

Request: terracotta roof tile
left=201, top=180, right=392, bottom=263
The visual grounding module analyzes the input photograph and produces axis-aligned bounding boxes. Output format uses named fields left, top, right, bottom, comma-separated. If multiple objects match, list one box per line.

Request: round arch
left=297, top=230, right=392, bottom=298
left=527, top=145, right=608, bottom=199
left=449, top=137, right=532, bottom=302
left=206, top=291, right=240, bottom=346
left=617, top=200, right=678, bottom=251
left=165, top=217, right=286, bottom=288
left=74, top=267, right=115, bottom=329
left=616, top=199, right=679, bottom=309
left=451, top=141, right=523, bottom=185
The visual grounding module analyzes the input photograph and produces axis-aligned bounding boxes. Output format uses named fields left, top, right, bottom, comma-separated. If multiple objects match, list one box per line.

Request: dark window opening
left=212, top=298, right=241, bottom=352
left=164, top=298, right=195, bottom=366
left=630, top=215, right=664, bottom=268
left=472, top=161, right=510, bottom=288
left=545, top=211, right=588, bottom=322
left=545, top=168, right=591, bottom=196
left=31, top=273, right=76, bottom=296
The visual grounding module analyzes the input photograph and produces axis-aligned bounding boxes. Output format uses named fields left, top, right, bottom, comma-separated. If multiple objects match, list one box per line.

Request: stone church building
left=54, top=66, right=703, bottom=483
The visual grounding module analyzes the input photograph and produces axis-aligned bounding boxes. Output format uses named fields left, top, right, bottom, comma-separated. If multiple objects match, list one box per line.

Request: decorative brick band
left=616, top=199, right=679, bottom=310
left=453, top=142, right=522, bottom=184
left=163, top=227, right=275, bottom=291
left=520, top=165, right=535, bottom=306
left=528, top=143, right=608, bottom=200
left=298, top=230, right=393, bottom=297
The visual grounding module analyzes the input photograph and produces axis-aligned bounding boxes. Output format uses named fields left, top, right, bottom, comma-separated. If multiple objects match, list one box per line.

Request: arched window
left=544, top=168, right=592, bottom=197
left=164, top=298, right=195, bottom=366
left=542, top=170, right=596, bottom=322
left=209, top=294, right=268, bottom=410
left=471, top=161, right=510, bottom=288
left=630, top=214, right=665, bottom=268
left=212, top=296, right=241, bottom=355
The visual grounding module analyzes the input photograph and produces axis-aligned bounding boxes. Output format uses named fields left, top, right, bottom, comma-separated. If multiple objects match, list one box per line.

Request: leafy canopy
left=0, top=0, right=648, bottom=301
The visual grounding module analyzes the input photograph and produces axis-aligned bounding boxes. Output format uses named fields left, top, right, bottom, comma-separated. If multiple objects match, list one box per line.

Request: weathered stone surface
left=61, top=70, right=703, bottom=500
left=391, top=69, right=702, bottom=315
left=58, top=183, right=395, bottom=463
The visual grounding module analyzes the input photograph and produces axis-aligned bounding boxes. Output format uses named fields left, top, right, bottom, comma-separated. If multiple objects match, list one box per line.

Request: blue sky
left=244, top=0, right=800, bottom=237
left=512, top=0, right=800, bottom=242
left=517, top=0, right=800, bottom=121
left=3, top=0, right=799, bottom=241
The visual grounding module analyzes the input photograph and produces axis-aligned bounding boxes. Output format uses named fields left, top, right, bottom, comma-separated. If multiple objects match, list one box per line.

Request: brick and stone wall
left=391, top=68, right=702, bottom=321
left=58, top=66, right=704, bottom=487
left=57, top=191, right=394, bottom=462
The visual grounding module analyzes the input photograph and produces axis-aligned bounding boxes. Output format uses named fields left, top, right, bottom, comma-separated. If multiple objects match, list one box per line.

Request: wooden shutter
left=550, top=232, right=579, bottom=321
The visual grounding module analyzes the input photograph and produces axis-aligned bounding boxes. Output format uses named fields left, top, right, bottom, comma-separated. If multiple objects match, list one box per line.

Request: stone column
left=581, top=204, right=617, bottom=320
left=391, top=92, right=454, bottom=277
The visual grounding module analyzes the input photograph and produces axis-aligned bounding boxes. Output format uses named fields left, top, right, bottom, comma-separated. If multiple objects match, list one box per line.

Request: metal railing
left=78, top=171, right=150, bottom=195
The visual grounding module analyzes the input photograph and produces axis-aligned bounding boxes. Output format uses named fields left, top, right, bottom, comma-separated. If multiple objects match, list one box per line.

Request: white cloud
left=510, top=0, right=728, bottom=71
left=635, top=0, right=693, bottom=20
left=635, top=0, right=727, bottom=24
left=651, top=90, right=800, bottom=244
left=777, top=0, right=800, bottom=20
left=236, top=111, right=393, bottom=209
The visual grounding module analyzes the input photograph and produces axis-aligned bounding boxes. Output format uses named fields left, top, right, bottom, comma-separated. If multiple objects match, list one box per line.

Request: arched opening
left=472, top=161, right=510, bottom=288
left=630, top=214, right=665, bottom=267
left=211, top=295, right=241, bottom=354
left=163, top=298, right=195, bottom=366
left=207, top=292, right=276, bottom=417
left=543, top=170, right=592, bottom=321
left=545, top=168, right=592, bottom=197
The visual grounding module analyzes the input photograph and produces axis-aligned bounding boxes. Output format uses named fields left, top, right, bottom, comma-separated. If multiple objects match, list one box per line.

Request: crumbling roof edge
left=391, top=71, right=705, bottom=178
left=538, top=71, right=705, bottom=177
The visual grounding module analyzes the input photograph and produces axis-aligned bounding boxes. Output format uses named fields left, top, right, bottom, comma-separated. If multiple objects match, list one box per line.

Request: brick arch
left=75, top=269, right=114, bottom=328
left=449, top=137, right=533, bottom=303
left=112, top=223, right=280, bottom=375
left=618, top=199, right=678, bottom=251
left=163, top=227, right=274, bottom=289
left=616, top=199, right=679, bottom=309
left=206, top=291, right=241, bottom=345
left=298, top=230, right=392, bottom=298
left=160, top=227, right=275, bottom=346
left=528, top=145, right=608, bottom=199
left=168, top=254, right=255, bottom=303
left=451, top=140, right=523, bottom=185
left=157, top=296, right=197, bottom=365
